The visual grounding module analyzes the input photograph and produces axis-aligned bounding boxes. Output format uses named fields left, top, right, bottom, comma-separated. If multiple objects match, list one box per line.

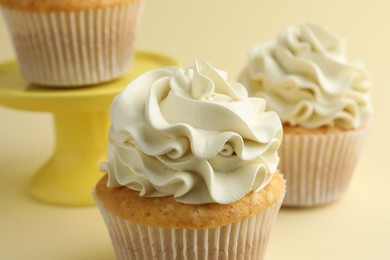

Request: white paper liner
left=279, top=126, right=368, bottom=207
left=93, top=184, right=285, bottom=260
left=1, top=2, right=144, bottom=87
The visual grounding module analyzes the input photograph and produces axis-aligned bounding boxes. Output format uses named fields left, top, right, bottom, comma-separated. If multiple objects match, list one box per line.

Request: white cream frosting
left=100, top=61, right=282, bottom=205
left=240, top=23, right=372, bottom=129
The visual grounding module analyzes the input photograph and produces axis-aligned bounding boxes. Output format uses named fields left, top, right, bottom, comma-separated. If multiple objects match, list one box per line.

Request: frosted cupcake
left=239, top=24, right=372, bottom=207
left=0, top=0, right=145, bottom=87
left=94, top=61, right=285, bottom=259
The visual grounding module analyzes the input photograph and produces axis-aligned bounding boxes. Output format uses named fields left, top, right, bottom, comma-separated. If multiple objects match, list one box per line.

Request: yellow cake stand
left=0, top=51, right=180, bottom=206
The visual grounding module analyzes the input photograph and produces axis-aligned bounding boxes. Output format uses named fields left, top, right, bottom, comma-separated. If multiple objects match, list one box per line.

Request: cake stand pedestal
left=0, top=51, right=179, bottom=206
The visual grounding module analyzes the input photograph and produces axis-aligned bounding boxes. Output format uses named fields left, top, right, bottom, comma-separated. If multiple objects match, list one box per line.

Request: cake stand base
left=0, top=51, right=180, bottom=206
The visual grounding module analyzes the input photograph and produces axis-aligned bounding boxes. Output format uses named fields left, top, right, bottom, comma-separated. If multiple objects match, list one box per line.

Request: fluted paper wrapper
left=280, top=126, right=368, bottom=207
left=2, top=2, right=144, bottom=87
left=93, top=187, right=285, bottom=260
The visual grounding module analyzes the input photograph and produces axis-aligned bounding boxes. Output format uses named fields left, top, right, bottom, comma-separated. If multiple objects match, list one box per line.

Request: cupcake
left=94, top=61, right=285, bottom=259
left=239, top=24, right=372, bottom=207
left=0, top=0, right=145, bottom=87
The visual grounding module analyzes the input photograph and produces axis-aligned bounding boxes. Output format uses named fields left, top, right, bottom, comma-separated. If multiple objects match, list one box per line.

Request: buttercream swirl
left=100, top=61, right=282, bottom=205
left=240, top=23, right=372, bottom=129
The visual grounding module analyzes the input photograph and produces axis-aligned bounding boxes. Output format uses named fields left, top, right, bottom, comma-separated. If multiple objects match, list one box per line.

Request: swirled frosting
left=240, top=23, right=372, bottom=129
left=100, top=61, right=282, bottom=205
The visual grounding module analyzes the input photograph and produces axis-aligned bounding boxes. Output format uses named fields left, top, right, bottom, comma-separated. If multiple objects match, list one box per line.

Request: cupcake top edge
left=0, top=0, right=143, bottom=12
left=239, top=23, right=373, bottom=130
left=95, top=172, right=286, bottom=229
left=100, top=60, right=283, bottom=205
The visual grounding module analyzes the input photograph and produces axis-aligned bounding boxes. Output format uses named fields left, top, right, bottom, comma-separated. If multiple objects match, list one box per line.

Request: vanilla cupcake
left=0, top=0, right=145, bottom=87
left=240, top=24, right=372, bottom=207
left=94, top=61, right=285, bottom=259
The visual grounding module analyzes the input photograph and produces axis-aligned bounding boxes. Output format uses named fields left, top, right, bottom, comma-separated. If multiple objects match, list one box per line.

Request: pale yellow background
left=1, top=0, right=390, bottom=259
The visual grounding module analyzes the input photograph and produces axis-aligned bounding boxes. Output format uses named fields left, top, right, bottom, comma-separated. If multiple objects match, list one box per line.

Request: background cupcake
left=0, top=0, right=145, bottom=87
left=94, top=61, right=285, bottom=259
left=240, top=23, right=372, bottom=207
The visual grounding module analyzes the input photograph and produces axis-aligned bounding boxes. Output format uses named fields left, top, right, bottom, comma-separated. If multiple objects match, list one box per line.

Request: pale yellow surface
left=0, top=0, right=389, bottom=259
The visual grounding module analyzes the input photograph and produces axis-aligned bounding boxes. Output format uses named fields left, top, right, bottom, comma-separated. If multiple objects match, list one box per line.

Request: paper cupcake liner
left=93, top=185, right=285, bottom=260
left=279, top=126, right=368, bottom=207
left=2, top=2, right=144, bottom=87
